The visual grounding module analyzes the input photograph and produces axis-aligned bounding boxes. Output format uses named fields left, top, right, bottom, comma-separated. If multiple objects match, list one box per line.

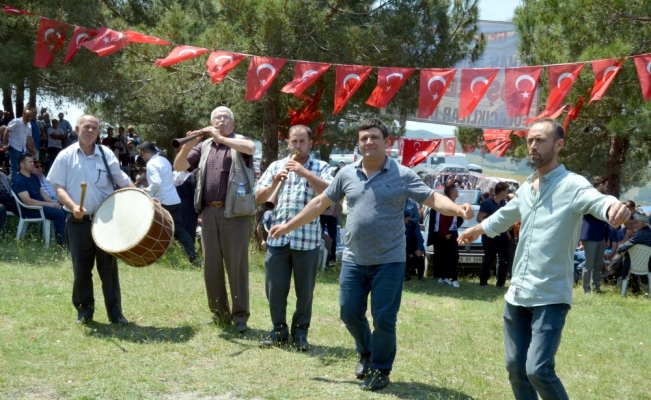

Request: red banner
left=442, top=137, right=457, bottom=156
left=634, top=54, right=651, bottom=102
left=33, top=18, right=68, bottom=68
left=155, top=45, right=209, bottom=67
left=245, top=56, right=287, bottom=101
left=527, top=62, right=584, bottom=123
left=458, top=68, right=499, bottom=120
left=3, top=5, right=33, bottom=15
left=483, top=129, right=512, bottom=158
left=124, top=30, right=170, bottom=45
left=281, top=62, right=331, bottom=96
left=401, top=139, right=441, bottom=167
left=366, top=67, right=415, bottom=108
left=417, top=69, right=457, bottom=119
left=64, top=26, right=98, bottom=64
left=81, top=28, right=129, bottom=57
left=504, top=66, right=542, bottom=117
left=589, top=58, right=626, bottom=104
left=206, top=51, right=247, bottom=84
left=334, top=65, right=373, bottom=114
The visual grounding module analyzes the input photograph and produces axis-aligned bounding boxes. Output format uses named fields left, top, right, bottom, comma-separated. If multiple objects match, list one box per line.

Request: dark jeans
left=504, top=302, right=570, bottom=400
left=339, top=261, right=405, bottom=375
left=0, top=203, right=6, bottom=237
left=175, top=175, right=198, bottom=245
left=162, top=203, right=198, bottom=262
left=264, top=244, right=319, bottom=341
left=66, top=216, right=124, bottom=321
left=47, top=147, right=61, bottom=163
left=319, top=215, right=338, bottom=260
left=24, top=205, right=66, bottom=246
left=480, top=235, right=510, bottom=286
left=8, top=146, right=21, bottom=180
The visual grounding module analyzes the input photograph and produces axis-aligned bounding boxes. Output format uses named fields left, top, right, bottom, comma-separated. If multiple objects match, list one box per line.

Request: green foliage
left=513, top=0, right=651, bottom=196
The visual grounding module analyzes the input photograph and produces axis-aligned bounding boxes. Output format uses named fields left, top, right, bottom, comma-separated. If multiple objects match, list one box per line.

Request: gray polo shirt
left=324, top=156, right=433, bottom=265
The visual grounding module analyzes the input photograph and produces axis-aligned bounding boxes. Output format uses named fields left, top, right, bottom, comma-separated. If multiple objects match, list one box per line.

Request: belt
left=204, top=201, right=225, bottom=207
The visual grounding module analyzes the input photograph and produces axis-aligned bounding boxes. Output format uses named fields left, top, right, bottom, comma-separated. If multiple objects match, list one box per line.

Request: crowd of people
left=2, top=106, right=650, bottom=398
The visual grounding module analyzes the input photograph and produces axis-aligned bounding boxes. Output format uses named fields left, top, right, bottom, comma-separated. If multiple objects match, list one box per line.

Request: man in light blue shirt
left=459, top=118, right=630, bottom=400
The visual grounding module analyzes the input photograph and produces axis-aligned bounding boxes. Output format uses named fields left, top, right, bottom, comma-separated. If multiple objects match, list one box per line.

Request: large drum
left=92, top=188, right=174, bottom=267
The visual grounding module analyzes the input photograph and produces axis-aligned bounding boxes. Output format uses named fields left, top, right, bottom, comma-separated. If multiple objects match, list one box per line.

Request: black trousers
left=175, top=175, right=198, bottom=245
left=480, top=235, right=510, bottom=286
left=319, top=215, right=338, bottom=260
left=162, top=203, right=198, bottom=261
left=66, top=216, right=123, bottom=321
left=405, top=254, right=425, bottom=280
left=431, top=232, right=459, bottom=281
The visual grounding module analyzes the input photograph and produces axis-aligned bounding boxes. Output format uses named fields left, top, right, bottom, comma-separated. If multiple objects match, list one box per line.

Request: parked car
left=467, top=163, right=483, bottom=173
left=421, top=189, right=484, bottom=273
left=410, top=152, right=469, bottom=176
left=431, top=163, right=468, bottom=176
left=328, top=146, right=358, bottom=166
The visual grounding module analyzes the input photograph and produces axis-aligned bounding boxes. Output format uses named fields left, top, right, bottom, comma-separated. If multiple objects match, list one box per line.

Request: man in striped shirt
left=255, top=125, right=332, bottom=351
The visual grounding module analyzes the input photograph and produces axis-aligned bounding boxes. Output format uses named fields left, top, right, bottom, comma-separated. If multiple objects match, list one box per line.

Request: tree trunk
left=28, top=75, right=38, bottom=110
left=2, top=83, right=13, bottom=118
left=15, top=80, right=25, bottom=118
left=605, top=135, right=630, bottom=198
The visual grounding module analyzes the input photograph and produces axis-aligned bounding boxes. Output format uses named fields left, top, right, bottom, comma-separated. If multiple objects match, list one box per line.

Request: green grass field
left=1, top=237, right=650, bottom=399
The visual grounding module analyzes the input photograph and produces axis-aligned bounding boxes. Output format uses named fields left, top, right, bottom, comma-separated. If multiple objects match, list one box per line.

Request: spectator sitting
left=33, top=161, right=59, bottom=204
left=617, top=213, right=651, bottom=293
left=11, top=153, right=65, bottom=246
left=404, top=210, right=425, bottom=281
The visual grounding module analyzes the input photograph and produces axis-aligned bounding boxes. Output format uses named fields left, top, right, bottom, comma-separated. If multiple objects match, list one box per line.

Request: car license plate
left=460, top=256, right=482, bottom=263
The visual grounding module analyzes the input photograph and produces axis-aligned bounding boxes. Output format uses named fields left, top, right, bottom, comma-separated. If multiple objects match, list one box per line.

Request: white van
left=410, top=152, right=469, bottom=176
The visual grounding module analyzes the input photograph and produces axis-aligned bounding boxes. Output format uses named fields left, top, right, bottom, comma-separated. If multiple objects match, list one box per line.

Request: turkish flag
left=155, top=45, right=209, bottom=67
left=458, top=68, right=500, bottom=120
left=366, top=67, right=415, bottom=108
left=589, top=58, right=626, bottom=104
left=281, top=62, right=331, bottom=96
left=563, top=96, right=585, bottom=131
left=245, top=56, right=287, bottom=101
left=442, top=137, right=457, bottom=156
left=33, top=18, right=68, bottom=68
left=401, top=139, right=441, bottom=167
left=483, top=129, right=512, bottom=158
left=81, top=27, right=129, bottom=57
left=417, top=69, right=457, bottom=118
left=505, top=66, right=542, bottom=117
left=124, top=30, right=170, bottom=45
left=3, top=5, right=33, bottom=15
left=206, top=51, right=247, bottom=84
left=64, top=26, right=98, bottom=64
left=527, top=63, right=584, bottom=123
left=634, top=54, right=651, bottom=102
left=334, top=65, right=373, bottom=114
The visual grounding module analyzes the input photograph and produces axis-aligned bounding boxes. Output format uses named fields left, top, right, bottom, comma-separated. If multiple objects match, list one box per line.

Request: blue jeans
left=8, top=146, right=21, bottom=180
left=24, top=206, right=66, bottom=246
left=504, top=302, right=571, bottom=400
left=339, top=261, right=405, bottom=375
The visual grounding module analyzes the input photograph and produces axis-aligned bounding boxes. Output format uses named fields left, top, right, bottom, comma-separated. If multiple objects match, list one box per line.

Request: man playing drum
left=48, top=115, right=135, bottom=325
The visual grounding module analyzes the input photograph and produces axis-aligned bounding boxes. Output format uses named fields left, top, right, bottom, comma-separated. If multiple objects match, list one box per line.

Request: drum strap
left=98, top=145, right=119, bottom=190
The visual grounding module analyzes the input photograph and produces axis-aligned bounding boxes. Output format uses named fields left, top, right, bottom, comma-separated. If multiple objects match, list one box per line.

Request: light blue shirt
left=481, top=165, right=618, bottom=307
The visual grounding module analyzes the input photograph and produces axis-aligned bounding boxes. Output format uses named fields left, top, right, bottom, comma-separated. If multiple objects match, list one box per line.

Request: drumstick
left=74, top=182, right=87, bottom=223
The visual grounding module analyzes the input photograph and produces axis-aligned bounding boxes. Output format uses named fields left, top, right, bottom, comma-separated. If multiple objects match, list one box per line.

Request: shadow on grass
left=85, top=322, right=196, bottom=348
left=312, top=378, right=477, bottom=399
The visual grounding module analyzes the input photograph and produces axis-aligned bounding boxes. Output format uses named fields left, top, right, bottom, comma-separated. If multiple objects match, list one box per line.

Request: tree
left=512, top=0, right=651, bottom=197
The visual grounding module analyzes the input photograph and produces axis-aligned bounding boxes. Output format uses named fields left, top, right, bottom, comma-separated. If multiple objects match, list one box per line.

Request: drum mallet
left=74, top=182, right=87, bottom=223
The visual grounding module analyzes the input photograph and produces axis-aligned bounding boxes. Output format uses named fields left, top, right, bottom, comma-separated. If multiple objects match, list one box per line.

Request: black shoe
left=354, top=355, right=371, bottom=380
left=234, top=321, right=247, bottom=333
left=110, top=317, right=128, bottom=326
left=259, top=338, right=289, bottom=348
left=360, top=370, right=390, bottom=391
left=295, top=336, right=310, bottom=352
left=75, top=316, right=93, bottom=325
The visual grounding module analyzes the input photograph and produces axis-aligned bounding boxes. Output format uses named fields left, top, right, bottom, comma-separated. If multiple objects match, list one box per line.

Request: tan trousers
left=201, top=206, right=251, bottom=323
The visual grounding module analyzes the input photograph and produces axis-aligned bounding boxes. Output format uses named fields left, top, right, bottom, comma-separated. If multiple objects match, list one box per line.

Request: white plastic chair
left=11, top=190, right=51, bottom=249
left=621, top=244, right=651, bottom=296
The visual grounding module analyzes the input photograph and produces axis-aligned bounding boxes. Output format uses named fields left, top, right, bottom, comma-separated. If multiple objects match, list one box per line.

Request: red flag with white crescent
left=366, top=67, right=415, bottom=108
left=526, top=63, right=584, bottom=123
left=281, top=62, right=331, bottom=96
left=458, top=68, right=500, bottom=120
left=589, top=58, right=626, bottom=104
left=3, top=5, right=33, bottom=15
left=64, top=26, right=99, bottom=64
left=245, top=56, right=287, bottom=101
left=155, top=45, right=209, bottom=67
left=334, top=65, right=373, bottom=114
left=505, top=66, right=542, bottom=117
left=634, top=54, right=651, bottom=102
left=206, top=51, right=247, bottom=84
left=417, top=69, right=457, bottom=118
left=563, top=96, right=585, bottom=131
left=123, top=30, right=170, bottom=45
left=401, top=139, right=441, bottom=167
left=443, top=137, right=457, bottom=156
left=33, top=18, right=68, bottom=68
left=81, top=27, right=129, bottom=57
left=483, top=129, right=512, bottom=158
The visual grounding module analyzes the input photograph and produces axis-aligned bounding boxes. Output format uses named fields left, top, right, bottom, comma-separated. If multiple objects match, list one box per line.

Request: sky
left=39, top=0, right=522, bottom=134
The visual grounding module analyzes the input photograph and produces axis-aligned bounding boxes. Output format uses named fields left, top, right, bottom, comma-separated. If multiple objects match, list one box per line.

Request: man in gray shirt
left=270, top=118, right=473, bottom=391
left=459, top=118, right=630, bottom=400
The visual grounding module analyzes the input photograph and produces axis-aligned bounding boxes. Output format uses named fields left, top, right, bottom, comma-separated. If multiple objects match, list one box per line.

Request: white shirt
left=6, top=118, right=31, bottom=151
left=47, top=143, right=131, bottom=214
left=145, top=153, right=180, bottom=205
left=47, top=126, right=64, bottom=148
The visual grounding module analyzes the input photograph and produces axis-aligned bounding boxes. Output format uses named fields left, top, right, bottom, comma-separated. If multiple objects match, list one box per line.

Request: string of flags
left=5, top=4, right=651, bottom=159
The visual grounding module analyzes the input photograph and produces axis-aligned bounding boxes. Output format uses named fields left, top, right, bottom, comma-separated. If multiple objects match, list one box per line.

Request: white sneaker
left=451, top=280, right=460, bottom=288
left=438, top=278, right=451, bottom=285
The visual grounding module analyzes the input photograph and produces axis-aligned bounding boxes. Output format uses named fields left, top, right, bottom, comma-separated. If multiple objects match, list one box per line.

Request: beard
left=527, top=149, right=554, bottom=168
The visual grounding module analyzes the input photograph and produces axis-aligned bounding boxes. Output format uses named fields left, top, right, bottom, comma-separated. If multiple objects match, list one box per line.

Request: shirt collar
left=526, top=164, right=566, bottom=184
left=354, top=155, right=392, bottom=171
left=73, top=142, right=102, bottom=157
